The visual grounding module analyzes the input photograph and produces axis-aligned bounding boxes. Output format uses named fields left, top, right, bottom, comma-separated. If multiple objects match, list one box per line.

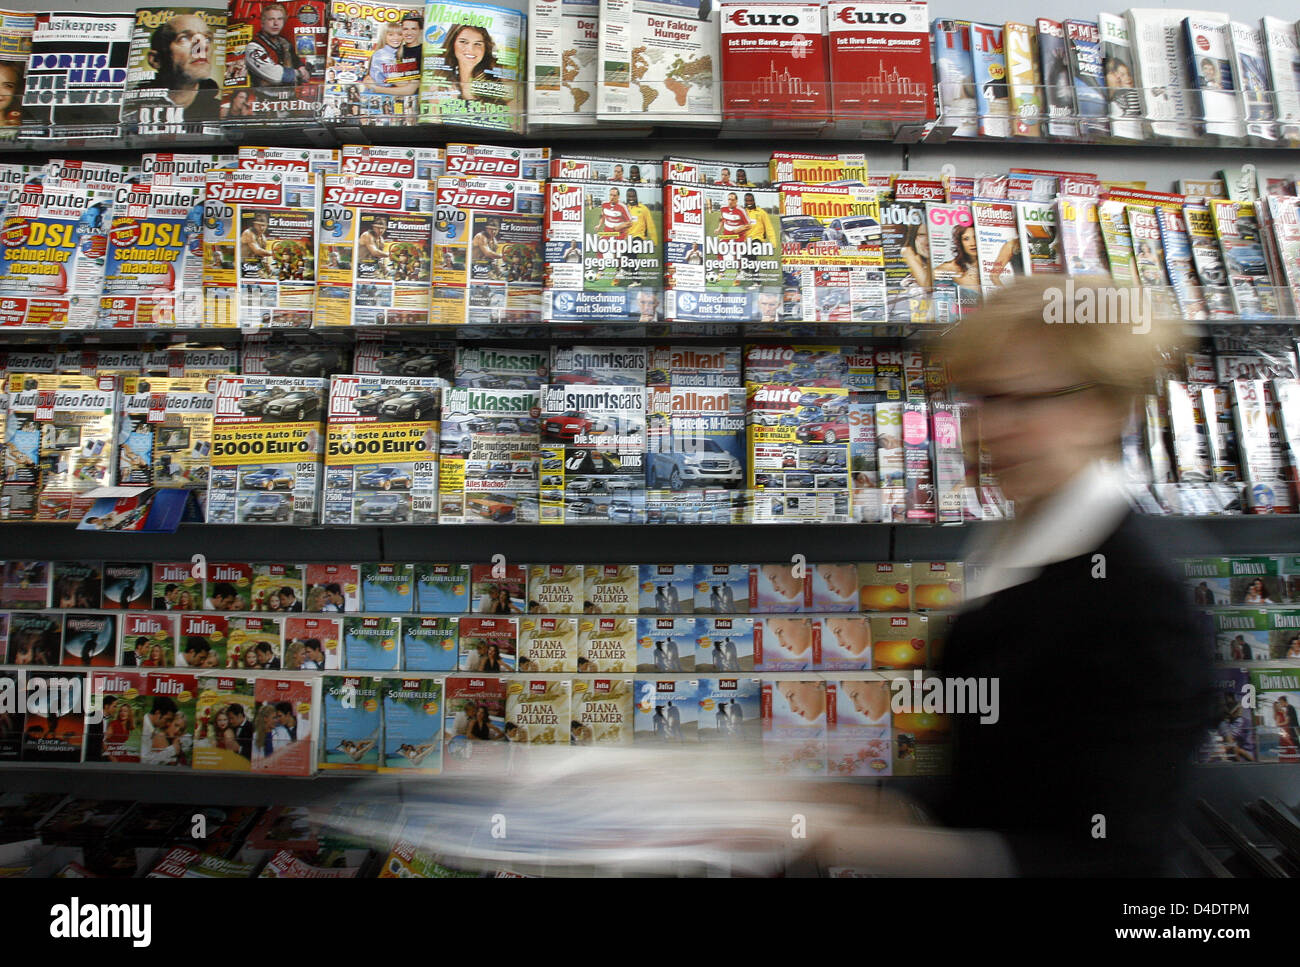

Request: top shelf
left=7, top=83, right=1300, bottom=153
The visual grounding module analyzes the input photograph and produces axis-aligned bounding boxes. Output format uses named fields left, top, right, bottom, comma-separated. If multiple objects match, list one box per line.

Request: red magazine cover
left=828, top=0, right=934, bottom=123
left=252, top=677, right=314, bottom=776
left=720, top=2, right=829, bottom=124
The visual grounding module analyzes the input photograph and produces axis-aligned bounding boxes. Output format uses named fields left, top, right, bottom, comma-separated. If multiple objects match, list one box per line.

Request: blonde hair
left=940, top=275, right=1175, bottom=411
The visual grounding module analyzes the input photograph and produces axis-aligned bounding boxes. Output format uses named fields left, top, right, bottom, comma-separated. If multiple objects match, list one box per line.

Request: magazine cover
left=1097, top=198, right=1138, bottom=284
left=662, top=156, right=770, bottom=188
left=6, top=612, right=59, bottom=664
left=221, top=0, right=325, bottom=121
left=381, top=675, right=443, bottom=773
left=778, top=182, right=885, bottom=322
left=401, top=614, right=457, bottom=670
left=578, top=614, right=635, bottom=671
left=810, top=562, right=860, bottom=612
left=819, top=615, right=872, bottom=671
left=538, top=382, right=646, bottom=524
left=1183, top=203, right=1235, bottom=317
left=148, top=562, right=199, bottom=612
left=420, top=0, right=526, bottom=132
left=761, top=679, right=825, bottom=775
left=443, top=142, right=550, bottom=180
left=0, top=182, right=115, bottom=329
left=695, top=615, right=752, bottom=670
left=457, top=614, right=517, bottom=670
left=645, top=385, right=744, bottom=524
left=1128, top=203, right=1174, bottom=302
left=769, top=149, right=867, bottom=185
left=437, top=385, right=539, bottom=523
left=542, top=178, right=662, bottom=323
left=827, top=679, right=891, bottom=776
left=1228, top=21, right=1276, bottom=141
left=747, top=383, right=852, bottom=523
left=1184, top=14, right=1242, bottom=139
left=22, top=11, right=134, bottom=134
left=550, top=345, right=647, bottom=385
left=527, top=0, right=599, bottom=128
left=633, top=678, right=698, bottom=744
left=570, top=677, right=632, bottom=744
left=868, top=611, right=928, bottom=668
left=323, top=373, right=443, bottom=525
left=551, top=154, right=660, bottom=184
left=1097, top=13, right=1138, bottom=139
left=693, top=564, right=747, bottom=613
left=20, top=671, right=84, bottom=762
left=1125, top=7, right=1201, bottom=140
left=414, top=562, right=469, bottom=612
left=248, top=563, right=303, bottom=613
left=316, top=175, right=436, bottom=327
left=637, top=564, right=694, bottom=614
left=431, top=175, right=544, bottom=325
left=441, top=674, right=506, bottom=774
left=51, top=561, right=102, bottom=609
left=1262, top=16, right=1300, bottom=140
left=324, top=0, right=422, bottom=124
left=100, top=181, right=206, bottom=329
left=201, top=168, right=320, bottom=329
left=1015, top=200, right=1061, bottom=275
left=1251, top=667, right=1300, bottom=763
left=1201, top=384, right=1240, bottom=483
left=858, top=560, right=911, bottom=611
left=304, top=563, right=359, bottom=611
left=1212, top=609, right=1274, bottom=660
left=3, top=376, right=117, bottom=522
left=924, top=201, right=977, bottom=322
left=504, top=678, right=570, bottom=747
left=1267, top=195, right=1300, bottom=312
left=662, top=181, right=781, bottom=324
left=88, top=671, right=146, bottom=763
left=343, top=614, right=401, bottom=670
left=1230, top=378, right=1292, bottom=514
left=968, top=22, right=1009, bottom=138
left=0, top=10, right=34, bottom=133
left=1211, top=199, right=1280, bottom=318
left=321, top=674, right=380, bottom=771
left=583, top=563, right=637, bottom=613
left=120, top=6, right=226, bottom=135
left=192, top=674, right=253, bottom=771
left=525, top=563, right=581, bottom=613
left=360, top=561, right=414, bottom=610
left=207, top=375, right=327, bottom=525
left=118, top=612, right=176, bottom=667
left=340, top=143, right=444, bottom=179
left=284, top=614, right=342, bottom=669
left=635, top=615, right=694, bottom=671
left=719, top=1, right=828, bottom=127
left=696, top=676, right=759, bottom=743
left=1155, top=205, right=1208, bottom=320
left=1167, top=379, right=1211, bottom=481
left=252, top=675, right=314, bottom=775
left=970, top=199, right=1019, bottom=292
left=516, top=614, right=576, bottom=671
left=237, top=144, right=339, bottom=172
left=1064, top=19, right=1109, bottom=137
left=115, top=377, right=214, bottom=495
left=1003, top=21, right=1041, bottom=137
left=454, top=346, right=549, bottom=388
left=647, top=345, right=741, bottom=387
left=932, top=19, right=975, bottom=137
left=60, top=613, right=116, bottom=667
left=1056, top=194, right=1106, bottom=275
left=1035, top=18, right=1076, bottom=138
left=827, top=0, right=933, bottom=131
left=754, top=615, right=818, bottom=670
left=876, top=199, right=929, bottom=323
left=597, top=0, right=720, bottom=124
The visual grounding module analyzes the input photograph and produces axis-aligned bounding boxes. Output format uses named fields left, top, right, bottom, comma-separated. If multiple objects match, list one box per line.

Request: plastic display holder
left=75, top=487, right=204, bottom=533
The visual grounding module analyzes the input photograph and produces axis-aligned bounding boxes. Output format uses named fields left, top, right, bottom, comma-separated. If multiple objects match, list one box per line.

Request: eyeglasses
left=966, top=381, right=1099, bottom=409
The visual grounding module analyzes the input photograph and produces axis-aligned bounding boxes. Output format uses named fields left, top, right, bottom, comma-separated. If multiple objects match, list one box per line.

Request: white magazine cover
left=1228, top=21, right=1277, bottom=141
left=528, top=0, right=599, bottom=127
left=1261, top=17, right=1300, bottom=140
left=1183, top=14, right=1244, bottom=139
left=1125, top=8, right=1207, bottom=139
left=597, top=0, right=721, bottom=124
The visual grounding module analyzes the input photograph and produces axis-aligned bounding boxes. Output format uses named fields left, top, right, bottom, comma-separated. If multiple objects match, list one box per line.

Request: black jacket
left=935, top=511, right=1212, bottom=876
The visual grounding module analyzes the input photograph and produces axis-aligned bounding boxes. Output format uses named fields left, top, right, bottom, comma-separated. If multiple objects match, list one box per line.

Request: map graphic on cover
left=597, top=0, right=720, bottom=124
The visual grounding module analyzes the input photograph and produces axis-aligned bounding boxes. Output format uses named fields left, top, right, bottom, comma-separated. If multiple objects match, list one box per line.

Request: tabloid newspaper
left=316, top=174, right=436, bottom=327
left=542, top=177, right=662, bottom=323
left=202, top=168, right=320, bottom=329
left=663, top=181, right=781, bottom=323
left=597, top=0, right=719, bottom=124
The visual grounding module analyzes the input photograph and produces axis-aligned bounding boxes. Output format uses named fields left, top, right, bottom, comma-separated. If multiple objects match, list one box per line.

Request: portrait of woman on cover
left=437, top=23, right=506, bottom=106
